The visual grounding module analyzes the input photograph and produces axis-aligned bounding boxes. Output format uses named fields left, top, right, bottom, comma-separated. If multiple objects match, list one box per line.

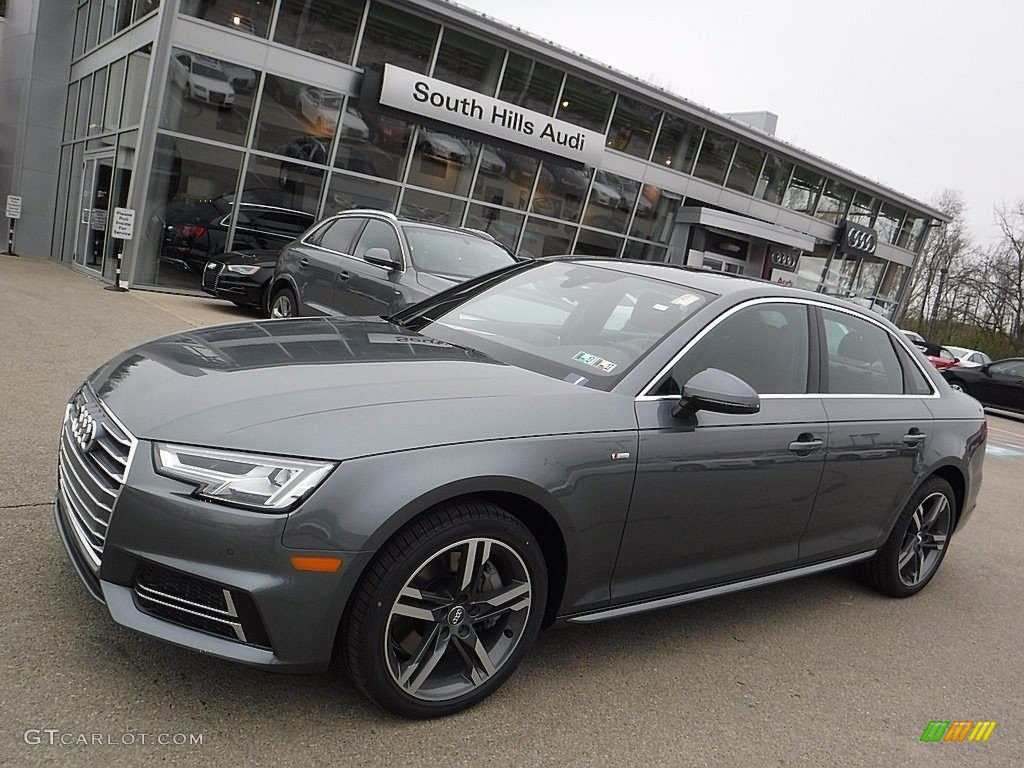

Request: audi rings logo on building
left=70, top=404, right=101, bottom=453
left=843, top=223, right=879, bottom=256
left=770, top=249, right=798, bottom=271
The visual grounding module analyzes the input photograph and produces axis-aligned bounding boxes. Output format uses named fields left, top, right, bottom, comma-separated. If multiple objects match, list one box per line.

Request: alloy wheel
left=384, top=537, right=532, bottom=702
left=271, top=293, right=293, bottom=318
left=898, top=492, right=951, bottom=587
left=948, top=382, right=965, bottom=392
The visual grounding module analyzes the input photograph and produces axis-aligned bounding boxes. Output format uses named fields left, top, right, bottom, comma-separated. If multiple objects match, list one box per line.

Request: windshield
left=402, top=261, right=713, bottom=391
left=404, top=227, right=516, bottom=279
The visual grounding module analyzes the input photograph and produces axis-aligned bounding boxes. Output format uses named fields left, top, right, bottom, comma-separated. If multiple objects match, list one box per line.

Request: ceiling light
left=561, top=100, right=570, bottom=108
left=232, top=14, right=242, bottom=25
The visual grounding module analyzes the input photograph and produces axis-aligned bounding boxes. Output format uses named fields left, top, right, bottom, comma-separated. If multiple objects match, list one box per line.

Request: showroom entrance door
left=74, top=152, right=115, bottom=274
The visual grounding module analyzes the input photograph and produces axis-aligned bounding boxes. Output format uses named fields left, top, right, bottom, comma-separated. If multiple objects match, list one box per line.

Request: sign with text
left=6, top=195, right=22, bottom=219
left=112, top=207, right=136, bottom=240
left=378, top=64, right=606, bottom=167
left=841, top=221, right=878, bottom=257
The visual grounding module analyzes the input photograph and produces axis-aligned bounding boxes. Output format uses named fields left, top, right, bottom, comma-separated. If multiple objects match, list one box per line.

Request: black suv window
left=319, top=217, right=365, bottom=254
left=822, top=308, right=904, bottom=395
left=662, top=303, right=810, bottom=395
left=354, top=219, right=402, bottom=263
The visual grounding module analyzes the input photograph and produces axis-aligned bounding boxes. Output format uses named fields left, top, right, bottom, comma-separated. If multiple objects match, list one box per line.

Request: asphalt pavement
left=1, top=255, right=1022, bottom=767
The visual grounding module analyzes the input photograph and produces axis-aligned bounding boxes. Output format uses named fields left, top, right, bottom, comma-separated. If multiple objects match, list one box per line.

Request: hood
left=88, top=318, right=633, bottom=460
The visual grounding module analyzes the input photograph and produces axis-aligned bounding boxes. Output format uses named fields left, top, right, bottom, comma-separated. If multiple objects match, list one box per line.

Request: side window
left=822, top=308, right=904, bottom=395
left=319, top=217, right=365, bottom=254
left=354, top=219, right=402, bottom=263
left=894, top=341, right=934, bottom=395
left=989, top=360, right=1024, bottom=376
left=661, top=303, right=810, bottom=395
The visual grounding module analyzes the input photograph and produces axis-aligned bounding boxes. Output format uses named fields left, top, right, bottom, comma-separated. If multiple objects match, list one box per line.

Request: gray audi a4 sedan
left=54, top=258, right=986, bottom=718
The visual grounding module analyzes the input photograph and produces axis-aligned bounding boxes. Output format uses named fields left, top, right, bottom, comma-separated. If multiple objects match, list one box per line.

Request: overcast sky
left=458, top=0, right=1024, bottom=245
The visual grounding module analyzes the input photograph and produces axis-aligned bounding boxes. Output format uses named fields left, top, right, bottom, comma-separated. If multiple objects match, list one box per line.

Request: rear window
left=403, top=226, right=516, bottom=279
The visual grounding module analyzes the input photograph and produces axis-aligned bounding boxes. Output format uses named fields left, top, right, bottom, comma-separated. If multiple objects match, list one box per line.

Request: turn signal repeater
left=290, top=556, right=343, bottom=573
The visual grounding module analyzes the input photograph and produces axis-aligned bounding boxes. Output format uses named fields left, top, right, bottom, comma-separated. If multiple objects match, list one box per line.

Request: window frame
left=637, top=297, right=937, bottom=400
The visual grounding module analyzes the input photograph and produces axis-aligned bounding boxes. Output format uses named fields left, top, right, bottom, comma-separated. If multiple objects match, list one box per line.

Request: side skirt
left=567, top=551, right=876, bottom=624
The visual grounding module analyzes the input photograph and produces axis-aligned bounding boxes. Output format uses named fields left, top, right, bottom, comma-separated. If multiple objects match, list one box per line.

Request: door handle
left=336, top=271, right=351, bottom=281
left=788, top=434, right=823, bottom=454
left=902, top=430, right=927, bottom=446
left=299, top=257, right=309, bottom=267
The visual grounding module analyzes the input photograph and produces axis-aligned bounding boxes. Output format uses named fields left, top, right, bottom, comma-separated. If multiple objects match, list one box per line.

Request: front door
left=336, top=218, right=405, bottom=317
left=971, top=360, right=1024, bottom=411
left=612, top=301, right=826, bottom=602
left=75, top=153, right=115, bottom=273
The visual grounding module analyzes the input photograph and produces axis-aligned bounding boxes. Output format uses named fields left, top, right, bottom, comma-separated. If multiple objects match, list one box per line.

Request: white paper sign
left=90, top=209, right=109, bottom=231
left=112, top=207, right=136, bottom=240
left=5, top=195, right=22, bottom=219
left=379, top=65, right=607, bottom=168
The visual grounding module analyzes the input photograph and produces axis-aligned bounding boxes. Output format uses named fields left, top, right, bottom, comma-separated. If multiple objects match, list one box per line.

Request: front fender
left=283, top=431, right=638, bottom=615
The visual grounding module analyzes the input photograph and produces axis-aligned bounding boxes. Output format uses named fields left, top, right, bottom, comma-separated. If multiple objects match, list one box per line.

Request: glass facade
left=52, top=0, right=938, bottom=310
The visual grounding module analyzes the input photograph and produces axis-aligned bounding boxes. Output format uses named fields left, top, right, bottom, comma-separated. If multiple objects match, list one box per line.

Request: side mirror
left=674, top=368, right=761, bottom=418
left=979, top=364, right=991, bottom=376
left=364, top=247, right=400, bottom=270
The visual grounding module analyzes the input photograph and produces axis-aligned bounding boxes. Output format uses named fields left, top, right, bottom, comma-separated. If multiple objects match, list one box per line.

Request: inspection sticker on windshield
left=572, top=351, right=617, bottom=373
left=367, top=333, right=452, bottom=348
left=671, top=293, right=702, bottom=307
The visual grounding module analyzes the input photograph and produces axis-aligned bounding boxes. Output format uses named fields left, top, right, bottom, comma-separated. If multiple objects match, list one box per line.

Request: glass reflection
left=607, top=96, right=660, bottom=159
left=652, top=114, right=702, bottom=172
left=406, top=128, right=479, bottom=197
left=163, top=48, right=258, bottom=146
left=556, top=75, right=613, bottom=133
left=464, top=204, right=524, bottom=251
left=399, top=188, right=465, bottom=226
left=357, top=1, right=438, bottom=73
left=233, top=155, right=323, bottom=252
left=324, top=172, right=399, bottom=214
left=334, top=104, right=412, bottom=181
left=622, top=240, right=668, bottom=262
left=274, top=0, right=364, bottom=63
left=471, top=145, right=539, bottom=211
left=255, top=74, right=342, bottom=162
left=875, top=202, right=905, bottom=245
left=725, top=143, right=765, bottom=196
left=180, top=0, right=272, bottom=37
left=756, top=154, right=792, bottom=205
left=693, top=130, right=735, bottom=185
left=574, top=228, right=623, bottom=257
left=433, top=28, right=504, bottom=94
left=531, top=160, right=591, bottom=222
left=498, top=54, right=562, bottom=115
left=782, top=166, right=823, bottom=215
left=520, top=218, right=576, bottom=258
left=630, top=185, right=681, bottom=243
left=583, top=171, right=639, bottom=234
left=139, top=134, right=243, bottom=290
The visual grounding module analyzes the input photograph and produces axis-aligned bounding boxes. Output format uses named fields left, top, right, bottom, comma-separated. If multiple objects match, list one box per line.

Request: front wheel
left=947, top=379, right=969, bottom=394
left=343, top=501, right=547, bottom=718
left=269, top=285, right=298, bottom=318
left=854, top=477, right=956, bottom=597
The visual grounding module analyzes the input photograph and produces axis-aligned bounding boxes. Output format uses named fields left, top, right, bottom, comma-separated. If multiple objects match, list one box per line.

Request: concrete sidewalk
left=0, top=255, right=254, bottom=508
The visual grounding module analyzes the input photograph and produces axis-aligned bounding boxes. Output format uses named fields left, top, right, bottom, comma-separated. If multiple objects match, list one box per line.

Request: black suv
left=267, top=211, right=518, bottom=318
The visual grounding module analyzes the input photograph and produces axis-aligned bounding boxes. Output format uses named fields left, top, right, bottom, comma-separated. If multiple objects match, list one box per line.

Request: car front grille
left=57, top=387, right=135, bottom=572
left=210, top=92, right=225, bottom=104
left=132, top=564, right=271, bottom=648
left=202, top=261, right=224, bottom=291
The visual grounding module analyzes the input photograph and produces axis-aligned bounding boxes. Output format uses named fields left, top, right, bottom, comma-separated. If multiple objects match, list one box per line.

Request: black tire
left=269, top=284, right=298, bottom=318
left=854, top=477, right=956, bottom=597
left=343, top=500, right=547, bottom=718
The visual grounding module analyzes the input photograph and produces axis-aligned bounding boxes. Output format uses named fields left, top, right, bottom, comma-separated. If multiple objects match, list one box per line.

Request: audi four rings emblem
left=771, top=250, right=798, bottom=269
left=846, top=228, right=877, bottom=254
left=70, top=404, right=99, bottom=453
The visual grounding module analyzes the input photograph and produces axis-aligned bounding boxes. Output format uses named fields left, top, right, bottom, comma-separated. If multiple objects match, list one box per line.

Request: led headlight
left=225, top=264, right=260, bottom=275
left=154, top=443, right=335, bottom=512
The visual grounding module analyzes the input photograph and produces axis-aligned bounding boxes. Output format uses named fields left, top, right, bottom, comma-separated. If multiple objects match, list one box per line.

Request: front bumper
left=201, top=264, right=270, bottom=307
left=54, top=442, right=371, bottom=672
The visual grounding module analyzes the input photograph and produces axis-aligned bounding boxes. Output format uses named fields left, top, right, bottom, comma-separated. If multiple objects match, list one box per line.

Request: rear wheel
left=854, top=477, right=955, bottom=597
left=343, top=501, right=547, bottom=718
left=947, top=379, right=969, bottom=394
left=269, top=285, right=298, bottom=318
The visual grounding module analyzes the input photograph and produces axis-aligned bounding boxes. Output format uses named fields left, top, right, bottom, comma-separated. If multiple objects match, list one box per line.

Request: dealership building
left=0, top=0, right=949, bottom=316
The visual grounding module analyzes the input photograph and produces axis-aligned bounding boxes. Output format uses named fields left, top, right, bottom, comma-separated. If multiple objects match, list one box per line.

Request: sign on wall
left=378, top=64, right=606, bottom=168
left=841, top=221, right=878, bottom=257
left=5, top=195, right=22, bottom=219
left=768, top=245, right=800, bottom=273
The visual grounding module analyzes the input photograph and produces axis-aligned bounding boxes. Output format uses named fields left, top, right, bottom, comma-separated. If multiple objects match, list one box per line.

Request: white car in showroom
left=298, top=88, right=345, bottom=135
left=170, top=52, right=235, bottom=108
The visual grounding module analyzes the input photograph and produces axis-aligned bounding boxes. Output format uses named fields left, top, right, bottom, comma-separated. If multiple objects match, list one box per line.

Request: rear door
left=799, top=306, right=936, bottom=562
left=296, top=216, right=365, bottom=314
left=334, top=218, right=405, bottom=317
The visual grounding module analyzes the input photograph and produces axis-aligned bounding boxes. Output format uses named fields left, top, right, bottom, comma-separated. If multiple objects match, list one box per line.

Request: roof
left=407, top=0, right=950, bottom=223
